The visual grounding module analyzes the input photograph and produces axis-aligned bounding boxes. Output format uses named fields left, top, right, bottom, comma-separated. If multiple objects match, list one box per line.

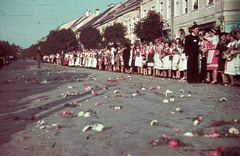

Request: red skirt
left=207, top=50, right=218, bottom=70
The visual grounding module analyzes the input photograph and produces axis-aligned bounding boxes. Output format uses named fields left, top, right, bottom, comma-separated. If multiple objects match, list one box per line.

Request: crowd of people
left=39, top=24, right=240, bottom=86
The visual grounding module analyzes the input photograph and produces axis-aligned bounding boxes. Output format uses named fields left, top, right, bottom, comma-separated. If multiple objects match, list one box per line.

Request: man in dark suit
left=37, top=46, right=42, bottom=68
left=123, top=44, right=130, bottom=73
left=185, top=22, right=200, bottom=83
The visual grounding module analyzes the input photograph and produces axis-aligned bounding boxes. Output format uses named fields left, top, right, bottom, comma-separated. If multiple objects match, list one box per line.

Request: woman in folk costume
left=92, top=50, right=98, bottom=68
left=178, top=38, right=187, bottom=79
left=134, top=44, right=142, bottom=74
left=205, top=28, right=220, bottom=84
left=215, top=33, right=229, bottom=84
left=88, top=51, right=93, bottom=68
left=234, top=30, right=240, bottom=85
left=147, top=41, right=155, bottom=75
left=129, top=44, right=136, bottom=74
left=171, top=41, right=180, bottom=79
left=85, top=51, right=89, bottom=67
left=75, top=51, right=81, bottom=67
left=162, top=41, right=172, bottom=77
left=63, top=52, right=69, bottom=66
left=224, top=32, right=238, bottom=86
left=68, top=51, right=75, bottom=67
left=154, top=39, right=162, bottom=76
left=81, top=51, right=85, bottom=67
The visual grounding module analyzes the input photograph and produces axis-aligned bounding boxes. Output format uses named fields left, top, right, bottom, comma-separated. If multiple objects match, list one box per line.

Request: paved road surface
left=0, top=60, right=239, bottom=156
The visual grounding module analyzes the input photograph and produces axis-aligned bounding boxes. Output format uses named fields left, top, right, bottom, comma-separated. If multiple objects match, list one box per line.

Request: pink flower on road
left=93, top=92, right=98, bottom=96
left=56, top=125, right=61, bottom=130
left=233, top=107, right=238, bottom=110
left=87, top=86, right=91, bottom=90
left=62, top=110, right=68, bottom=116
left=157, top=86, right=161, bottom=90
left=83, top=83, right=86, bottom=86
left=122, top=78, right=127, bottom=81
left=169, top=140, right=178, bottom=147
left=149, top=87, right=153, bottom=90
left=173, top=129, right=180, bottom=133
left=36, top=99, right=41, bottom=101
left=94, top=102, right=99, bottom=106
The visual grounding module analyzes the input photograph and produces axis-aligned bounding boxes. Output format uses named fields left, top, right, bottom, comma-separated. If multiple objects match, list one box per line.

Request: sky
left=0, top=0, right=123, bottom=49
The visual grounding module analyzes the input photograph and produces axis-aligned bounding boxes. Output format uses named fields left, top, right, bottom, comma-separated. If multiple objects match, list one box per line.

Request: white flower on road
left=170, top=98, right=174, bottom=102
left=166, top=89, right=173, bottom=94
left=183, top=132, right=194, bottom=137
left=193, top=120, right=199, bottom=126
left=150, top=120, right=158, bottom=126
left=229, top=127, right=239, bottom=134
left=180, top=95, right=184, bottom=98
left=163, top=99, right=169, bottom=103
left=78, top=111, right=84, bottom=117
left=114, top=90, right=118, bottom=93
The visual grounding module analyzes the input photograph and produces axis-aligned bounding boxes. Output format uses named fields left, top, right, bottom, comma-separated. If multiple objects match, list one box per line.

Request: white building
left=140, top=0, right=240, bottom=40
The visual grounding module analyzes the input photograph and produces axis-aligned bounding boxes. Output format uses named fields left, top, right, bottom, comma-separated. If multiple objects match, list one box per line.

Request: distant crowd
left=36, top=28, right=240, bottom=86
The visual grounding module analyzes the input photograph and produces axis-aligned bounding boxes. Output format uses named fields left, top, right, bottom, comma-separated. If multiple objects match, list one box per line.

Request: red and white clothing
left=225, top=40, right=237, bottom=75
left=207, top=35, right=219, bottom=70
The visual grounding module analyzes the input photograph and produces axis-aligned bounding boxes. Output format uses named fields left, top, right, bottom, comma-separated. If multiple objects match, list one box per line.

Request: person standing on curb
left=37, top=45, right=42, bottom=68
left=185, top=22, right=200, bottom=83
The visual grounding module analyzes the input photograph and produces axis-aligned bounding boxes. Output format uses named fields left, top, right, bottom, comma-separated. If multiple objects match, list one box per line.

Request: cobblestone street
left=0, top=60, right=240, bottom=156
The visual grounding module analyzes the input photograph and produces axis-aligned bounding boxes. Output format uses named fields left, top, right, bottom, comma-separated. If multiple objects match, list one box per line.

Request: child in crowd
left=142, top=54, right=148, bottom=75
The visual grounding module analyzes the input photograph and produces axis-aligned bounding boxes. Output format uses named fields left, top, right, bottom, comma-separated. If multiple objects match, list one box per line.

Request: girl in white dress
left=92, top=51, right=97, bottom=68
left=154, top=40, right=162, bottom=76
left=134, top=45, right=142, bottom=74
left=224, top=33, right=238, bottom=86
left=68, top=52, right=75, bottom=67
left=162, top=42, right=172, bottom=77
left=171, top=41, right=180, bottom=79
left=75, top=52, right=80, bottom=67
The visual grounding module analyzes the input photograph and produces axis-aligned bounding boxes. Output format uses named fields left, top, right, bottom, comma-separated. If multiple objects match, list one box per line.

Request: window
left=143, top=9, right=147, bottom=18
left=208, top=0, right=213, bottom=5
left=175, top=0, right=180, bottom=17
left=193, top=0, right=198, bottom=10
left=183, top=0, right=188, bottom=14
left=151, top=6, right=155, bottom=11
left=160, top=2, right=163, bottom=15
left=167, top=0, right=171, bottom=19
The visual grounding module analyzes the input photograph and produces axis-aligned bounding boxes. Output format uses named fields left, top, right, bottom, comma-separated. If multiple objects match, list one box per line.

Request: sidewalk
left=0, top=60, right=239, bottom=156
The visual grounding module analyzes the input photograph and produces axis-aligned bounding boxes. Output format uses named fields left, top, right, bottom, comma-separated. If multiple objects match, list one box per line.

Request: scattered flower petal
left=82, top=125, right=91, bottom=132
left=87, top=86, right=91, bottom=90
left=62, top=110, right=68, bottom=116
left=183, top=132, right=194, bottom=137
left=149, top=87, right=153, bottom=90
left=220, top=97, right=227, bottom=101
left=84, top=112, right=91, bottom=117
left=132, top=93, right=138, bottom=97
left=163, top=99, right=169, bottom=103
left=187, top=94, right=191, bottom=97
left=173, top=129, right=180, bottom=133
left=157, top=86, right=161, bottom=90
left=169, top=140, right=178, bottom=147
left=232, top=107, right=238, bottom=110
left=193, top=120, right=199, bottom=126
left=93, top=92, right=98, bottom=96
left=170, top=98, right=174, bottom=102
left=229, top=127, right=239, bottom=134
left=94, top=102, right=99, bottom=106
left=36, top=99, right=41, bottom=101
left=180, top=95, right=184, bottom=98
left=150, top=120, right=158, bottom=126
left=166, top=89, right=173, bottom=94
left=78, top=111, right=84, bottom=117
left=114, top=90, right=118, bottom=94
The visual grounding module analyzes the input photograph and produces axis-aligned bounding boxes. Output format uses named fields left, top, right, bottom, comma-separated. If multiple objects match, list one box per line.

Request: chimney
left=86, top=10, right=89, bottom=16
left=111, top=3, right=115, bottom=7
left=82, top=13, right=85, bottom=17
left=96, top=9, right=99, bottom=16
left=89, top=10, right=92, bottom=15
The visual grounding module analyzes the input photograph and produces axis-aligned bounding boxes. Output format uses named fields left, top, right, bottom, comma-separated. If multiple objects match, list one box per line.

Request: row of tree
left=23, top=12, right=168, bottom=58
left=0, top=41, right=20, bottom=57
left=81, top=13, right=168, bottom=49
left=23, top=29, right=78, bottom=58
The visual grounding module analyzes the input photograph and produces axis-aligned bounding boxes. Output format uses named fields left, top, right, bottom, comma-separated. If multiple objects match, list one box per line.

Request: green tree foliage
left=23, top=29, right=78, bottom=58
left=134, top=12, right=168, bottom=42
left=103, top=23, right=127, bottom=45
left=79, top=26, right=102, bottom=50
left=0, top=41, right=17, bottom=57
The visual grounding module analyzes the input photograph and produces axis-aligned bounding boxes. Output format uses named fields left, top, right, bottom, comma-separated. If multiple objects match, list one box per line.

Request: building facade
left=140, top=0, right=240, bottom=40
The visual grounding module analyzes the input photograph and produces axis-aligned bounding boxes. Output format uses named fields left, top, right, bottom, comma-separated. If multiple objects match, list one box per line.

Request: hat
left=219, top=32, right=226, bottom=37
left=192, top=22, right=198, bottom=29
